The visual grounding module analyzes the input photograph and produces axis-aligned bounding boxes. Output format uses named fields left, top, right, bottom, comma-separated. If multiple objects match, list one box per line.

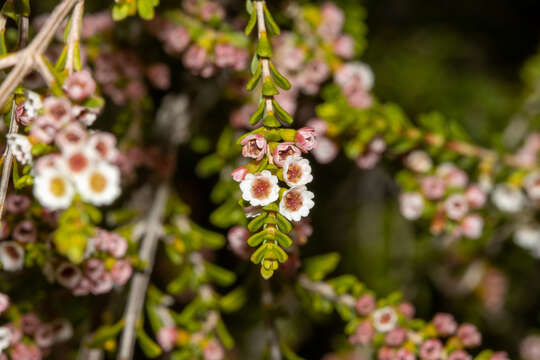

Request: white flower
left=335, top=62, right=374, bottom=90
left=514, top=226, right=540, bottom=256
left=55, top=122, right=87, bottom=153
left=460, top=214, right=484, bottom=239
left=399, top=192, right=424, bottom=220
left=7, top=134, right=32, bottom=165
left=88, top=131, right=119, bottom=162
left=240, top=170, right=280, bottom=206
left=0, top=293, right=9, bottom=314
left=524, top=171, right=540, bottom=201
left=437, top=163, right=468, bottom=188
left=0, top=326, right=11, bottom=353
left=33, top=167, right=75, bottom=210
left=0, top=242, right=24, bottom=272
left=55, top=263, right=82, bottom=289
left=75, top=162, right=121, bottom=206
left=283, top=156, right=313, bottom=187
left=372, top=306, right=397, bottom=333
left=492, top=184, right=524, bottom=213
left=24, top=90, right=43, bottom=117
left=404, top=150, right=432, bottom=173
left=444, top=194, right=469, bottom=220
left=60, top=146, right=97, bottom=178
left=279, top=186, right=315, bottom=222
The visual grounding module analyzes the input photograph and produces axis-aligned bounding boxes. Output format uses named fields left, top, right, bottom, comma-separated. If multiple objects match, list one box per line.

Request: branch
left=116, top=183, right=169, bottom=360
left=298, top=274, right=356, bottom=308
left=66, top=0, right=84, bottom=74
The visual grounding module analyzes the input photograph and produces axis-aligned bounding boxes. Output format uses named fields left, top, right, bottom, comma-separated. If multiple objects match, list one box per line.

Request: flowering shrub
left=0, top=0, right=538, bottom=359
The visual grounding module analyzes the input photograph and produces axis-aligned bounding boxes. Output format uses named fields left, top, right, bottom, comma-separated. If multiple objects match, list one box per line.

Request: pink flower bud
left=63, top=70, right=96, bottom=101
left=348, top=321, right=373, bottom=346
left=232, top=167, right=249, bottom=182
left=157, top=326, right=178, bottom=352
left=398, top=302, right=415, bottom=319
left=395, top=348, right=415, bottom=360
left=273, top=142, right=301, bottom=167
left=419, top=339, right=443, bottom=360
left=460, top=214, right=484, bottom=239
left=84, top=259, right=106, bottom=282
left=385, top=328, right=406, bottom=346
left=421, top=176, right=446, bottom=200
left=465, top=185, right=486, bottom=209
left=21, top=313, right=41, bottom=335
left=334, top=35, right=355, bottom=59
left=448, top=350, right=472, bottom=360
left=227, top=226, right=251, bottom=259
left=444, top=194, right=469, bottom=221
left=108, top=233, right=128, bottom=258
left=457, top=323, right=481, bottom=348
left=433, top=313, right=457, bottom=336
left=296, top=127, right=317, bottom=152
left=0, top=293, right=9, bottom=314
left=6, top=194, right=31, bottom=214
left=147, top=63, right=171, bottom=90
left=355, top=294, right=376, bottom=315
left=241, top=134, right=267, bottom=161
left=12, top=220, right=37, bottom=243
left=306, top=118, right=328, bottom=137
left=378, top=347, right=394, bottom=360
left=203, top=339, right=224, bottom=360
left=111, top=260, right=133, bottom=285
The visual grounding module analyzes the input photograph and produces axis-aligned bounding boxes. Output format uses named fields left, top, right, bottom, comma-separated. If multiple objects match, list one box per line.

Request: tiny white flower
left=75, top=162, right=121, bottom=206
left=399, top=192, right=424, bottom=220
left=55, top=263, right=82, bottom=289
left=460, top=214, right=484, bottom=239
left=404, top=150, right=432, bottom=173
left=524, top=170, right=540, bottom=201
left=492, top=184, right=524, bottom=213
left=334, top=62, right=374, bottom=90
left=7, top=134, right=33, bottom=165
left=444, top=194, right=469, bottom=220
left=60, top=146, right=96, bottom=177
left=0, top=241, right=25, bottom=272
left=33, top=167, right=75, bottom=210
left=514, top=226, right=540, bottom=253
left=24, top=90, right=43, bottom=117
left=55, top=122, right=88, bottom=153
left=437, top=163, right=468, bottom=188
left=372, top=306, right=397, bottom=333
left=0, top=326, right=11, bottom=353
left=279, top=186, right=315, bottom=222
left=240, top=170, right=280, bottom=207
left=88, top=131, right=119, bottom=162
left=283, top=156, right=313, bottom=187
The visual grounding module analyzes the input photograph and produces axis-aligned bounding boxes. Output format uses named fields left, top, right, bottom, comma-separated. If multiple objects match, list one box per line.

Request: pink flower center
left=68, top=153, right=89, bottom=173
left=284, top=190, right=303, bottom=212
left=251, top=178, right=271, bottom=199
left=286, top=163, right=303, bottom=183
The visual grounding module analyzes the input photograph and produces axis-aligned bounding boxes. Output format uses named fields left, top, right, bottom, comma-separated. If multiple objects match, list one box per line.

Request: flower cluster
left=0, top=293, right=72, bottom=359
left=148, top=1, right=249, bottom=78
left=398, top=152, right=488, bottom=240
left=7, top=72, right=122, bottom=211
left=299, top=272, right=507, bottom=360
left=49, top=230, right=133, bottom=296
left=230, top=0, right=318, bottom=279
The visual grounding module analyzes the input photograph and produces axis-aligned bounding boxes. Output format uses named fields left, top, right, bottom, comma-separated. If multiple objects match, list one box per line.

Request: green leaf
left=274, top=229, right=292, bottom=248
left=263, top=114, right=281, bottom=128
left=270, top=244, right=288, bottom=263
left=281, top=342, right=306, bottom=360
left=273, top=99, right=293, bottom=125
left=276, top=213, right=293, bottom=233
left=55, top=47, right=68, bottom=72
left=220, top=287, right=247, bottom=313
left=246, top=62, right=262, bottom=91
left=248, top=212, right=268, bottom=232
left=256, top=34, right=273, bottom=58
left=216, top=318, right=235, bottom=349
left=262, top=79, right=279, bottom=96
left=136, top=328, right=162, bottom=358
left=137, top=0, right=158, bottom=19
left=83, top=96, right=105, bottom=109
left=250, top=244, right=267, bottom=264
left=269, top=62, right=291, bottom=90
left=263, top=3, right=280, bottom=35
left=247, top=230, right=267, bottom=247
left=245, top=8, right=257, bottom=35
left=167, top=270, right=192, bottom=295
left=196, top=154, right=225, bottom=177
left=303, top=253, right=341, bottom=281
left=245, top=0, right=254, bottom=14
left=73, top=42, right=82, bottom=71
left=249, top=100, right=265, bottom=125
left=89, top=320, right=124, bottom=347
left=205, top=262, right=236, bottom=287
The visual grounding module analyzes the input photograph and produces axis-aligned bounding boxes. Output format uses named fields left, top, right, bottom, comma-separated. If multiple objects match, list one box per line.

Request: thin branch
left=66, top=0, right=84, bottom=74
left=298, top=275, right=357, bottom=308
left=116, top=183, right=169, bottom=360
left=34, top=55, right=56, bottom=86
left=0, top=0, right=79, bottom=109
left=0, top=16, right=29, bottom=220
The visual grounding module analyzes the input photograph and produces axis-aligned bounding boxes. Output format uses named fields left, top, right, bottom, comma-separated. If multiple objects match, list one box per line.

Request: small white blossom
left=7, top=134, right=33, bottom=165
left=0, top=326, right=11, bottom=353
left=283, top=156, right=313, bottom=187
left=24, top=90, right=43, bottom=118
left=0, top=242, right=25, bottom=272
left=33, top=167, right=75, bottom=210
left=524, top=171, right=540, bottom=201
left=372, top=306, right=397, bottom=332
left=437, top=163, right=468, bottom=188
left=404, top=150, right=432, bottom=173
left=492, top=184, right=524, bottom=213
left=55, top=263, right=82, bottom=289
left=444, top=194, right=469, bottom=220
left=75, top=162, right=121, bottom=206
left=334, top=62, right=374, bottom=90
left=460, top=214, right=484, bottom=239
left=240, top=170, right=280, bottom=207
left=399, top=192, right=424, bottom=220
left=514, top=226, right=540, bottom=258
left=279, top=186, right=315, bottom=222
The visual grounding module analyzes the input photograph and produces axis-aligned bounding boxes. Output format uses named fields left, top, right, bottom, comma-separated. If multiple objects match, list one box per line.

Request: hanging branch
left=0, top=15, right=29, bottom=220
